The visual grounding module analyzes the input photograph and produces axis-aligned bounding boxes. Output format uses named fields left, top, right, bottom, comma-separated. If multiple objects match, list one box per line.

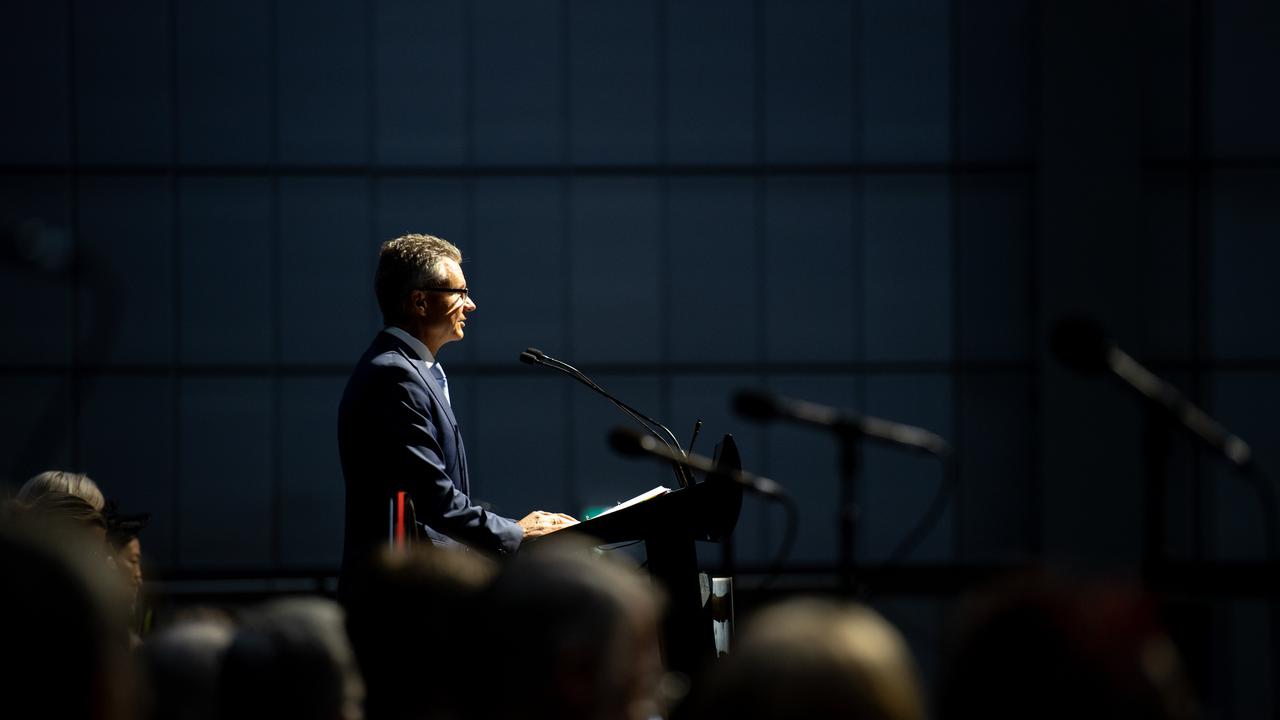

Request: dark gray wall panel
left=0, top=376, right=72, bottom=486
left=470, top=177, right=566, bottom=363
left=0, top=176, right=73, bottom=365
left=861, top=0, right=951, bottom=163
left=279, top=177, right=370, bottom=365
left=73, top=0, right=172, bottom=164
left=1209, top=171, right=1280, bottom=360
left=373, top=0, right=467, bottom=165
left=569, top=1, right=658, bottom=164
left=0, top=2, right=70, bottom=164
left=279, top=376, right=346, bottom=567
left=1210, top=0, right=1280, bottom=156
left=470, top=376, right=569, bottom=518
left=957, top=176, right=1031, bottom=362
left=956, top=0, right=1034, bottom=163
left=569, top=178, right=661, bottom=363
left=956, top=372, right=1034, bottom=562
left=175, top=0, right=273, bottom=165
left=277, top=0, right=369, bottom=164
left=473, top=0, right=564, bottom=165
left=178, top=377, right=272, bottom=568
left=762, top=0, right=853, bottom=164
left=859, top=374, right=953, bottom=563
left=863, top=175, right=951, bottom=362
left=666, top=178, right=758, bottom=363
left=1211, top=601, right=1276, bottom=720
left=1139, top=172, right=1195, bottom=360
left=1140, top=0, right=1193, bottom=159
left=178, top=177, right=273, bottom=364
left=763, top=177, right=855, bottom=362
left=665, top=0, right=755, bottom=164
left=76, top=176, right=174, bottom=365
left=78, top=376, right=176, bottom=565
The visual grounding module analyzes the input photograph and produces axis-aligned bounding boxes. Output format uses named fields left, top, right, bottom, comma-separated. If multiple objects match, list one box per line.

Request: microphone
left=733, top=389, right=951, bottom=456
left=1051, top=316, right=1252, bottom=468
left=609, top=427, right=787, bottom=499
left=521, top=348, right=694, bottom=488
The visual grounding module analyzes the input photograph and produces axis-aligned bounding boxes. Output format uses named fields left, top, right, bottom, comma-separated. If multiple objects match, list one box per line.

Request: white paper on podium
left=596, top=486, right=670, bottom=517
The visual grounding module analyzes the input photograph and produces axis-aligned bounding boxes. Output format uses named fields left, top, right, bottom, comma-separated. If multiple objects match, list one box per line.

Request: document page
left=596, top=486, right=670, bottom=517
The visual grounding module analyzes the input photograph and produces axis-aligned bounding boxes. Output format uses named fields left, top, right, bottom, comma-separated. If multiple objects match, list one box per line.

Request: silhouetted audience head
left=687, top=598, right=925, bottom=720
left=218, top=597, right=364, bottom=720
left=18, top=469, right=106, bottom=511
left=0, top=524, right=134, bottom=719
left=936, top=574, right=1195, bottom=720
left=346, top=544, right=496, bottom=720
left=7, top=489, right=110, bottom=559
left=478, top=539, right=666, bottom=720
left=140, top=616, right=235, bottom=720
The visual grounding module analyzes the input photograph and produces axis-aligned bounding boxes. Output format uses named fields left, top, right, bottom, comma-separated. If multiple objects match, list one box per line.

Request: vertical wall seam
left=168, top=0, right=183, bottom=567
left=68, top=0, right=82, bottom=472
left=945, top=0, right=962, bottom=564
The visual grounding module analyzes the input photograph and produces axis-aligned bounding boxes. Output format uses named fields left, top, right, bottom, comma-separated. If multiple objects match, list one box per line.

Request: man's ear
left=408, top=291, right=428, bottom=317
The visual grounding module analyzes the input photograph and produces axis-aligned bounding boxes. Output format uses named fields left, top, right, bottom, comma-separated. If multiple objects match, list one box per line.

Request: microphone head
left=608, top=427, right=656, bottom=457
left=525, top=347, right=547, bottom=359
left=732, top=388, right=780, bottom=421
left=1051, top=316, right=1112, bottom=376
left=518, top=351, right=539, bottom=366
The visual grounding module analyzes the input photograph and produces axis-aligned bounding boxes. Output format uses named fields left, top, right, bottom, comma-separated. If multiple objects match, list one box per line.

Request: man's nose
left=465, top=294, right=477, bottom=311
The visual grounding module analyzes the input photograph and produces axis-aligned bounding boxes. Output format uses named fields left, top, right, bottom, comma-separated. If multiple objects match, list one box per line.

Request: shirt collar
left=383, top=326, right=438, bottom=368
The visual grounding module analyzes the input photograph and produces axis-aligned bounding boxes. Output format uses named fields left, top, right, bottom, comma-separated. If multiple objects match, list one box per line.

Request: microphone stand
left=836, top=428, right=862, bottom=593
left=1141, top=404, right=1172, bottom=583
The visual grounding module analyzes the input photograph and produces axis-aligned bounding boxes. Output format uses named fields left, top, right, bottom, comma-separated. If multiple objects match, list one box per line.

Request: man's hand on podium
left=518, top=510, right=580, bottom=539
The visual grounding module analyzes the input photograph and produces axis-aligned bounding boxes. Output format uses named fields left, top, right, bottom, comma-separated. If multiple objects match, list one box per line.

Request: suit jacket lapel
left=380, top=333, right=459, bottom=431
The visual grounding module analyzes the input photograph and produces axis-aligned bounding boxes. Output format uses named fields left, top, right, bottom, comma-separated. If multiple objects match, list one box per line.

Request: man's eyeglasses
left=419, top=287, right=469, bottom=299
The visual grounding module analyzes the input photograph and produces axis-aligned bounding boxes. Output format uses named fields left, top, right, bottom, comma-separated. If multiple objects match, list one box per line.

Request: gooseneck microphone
left=520, top=348, right=693, bottom=488
left=733, top=389, right=951, bottom=457
left=1051, top=316, right=1252, bottom=468
left=609, top=427, right=786, bottom=499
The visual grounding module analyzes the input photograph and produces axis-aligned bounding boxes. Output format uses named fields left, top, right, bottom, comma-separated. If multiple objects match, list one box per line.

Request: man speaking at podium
left=338, top=233, right=575, bottom=596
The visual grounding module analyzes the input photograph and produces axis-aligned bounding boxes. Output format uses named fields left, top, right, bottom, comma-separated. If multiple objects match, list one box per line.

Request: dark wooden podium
left=533, top=436, right=744, bottom=677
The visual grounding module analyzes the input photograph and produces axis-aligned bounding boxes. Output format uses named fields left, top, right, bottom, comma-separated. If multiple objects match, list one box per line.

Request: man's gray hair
left=375, top=233, right=462, bottom=325
left=18, top=470, right=105, bottom=512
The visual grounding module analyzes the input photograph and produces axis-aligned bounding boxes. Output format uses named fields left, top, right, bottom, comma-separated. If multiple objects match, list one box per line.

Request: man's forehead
left=440, top=257, right=465, bottom=283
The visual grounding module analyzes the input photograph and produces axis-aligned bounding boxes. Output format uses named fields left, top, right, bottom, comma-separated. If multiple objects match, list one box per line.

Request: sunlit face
left=417, top=258, right=477, bottom=354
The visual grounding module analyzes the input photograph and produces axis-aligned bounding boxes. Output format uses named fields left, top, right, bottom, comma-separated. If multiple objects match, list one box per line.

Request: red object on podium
left=394, top=491, right=407, bottom=547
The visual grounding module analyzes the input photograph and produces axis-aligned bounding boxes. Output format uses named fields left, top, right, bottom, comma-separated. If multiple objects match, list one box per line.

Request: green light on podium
left=582, top=505, right=609, bottom=521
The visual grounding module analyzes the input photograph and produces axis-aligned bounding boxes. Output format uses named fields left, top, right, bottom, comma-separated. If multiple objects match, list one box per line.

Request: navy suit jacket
left=337, top=331, right=522, bottom=593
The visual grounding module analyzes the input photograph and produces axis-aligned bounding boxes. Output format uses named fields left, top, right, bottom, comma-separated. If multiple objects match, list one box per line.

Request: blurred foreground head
left=0, top=525, right=134, bottom=719
left=345, top=544, right=497, bottom=720
left=937, top=574, right=1195, bottom=720
left=688, top=598, right=925, bottom=720
left=478, top=538, right=666, bottom=720
left=218, top=597, right=364, bottom=720
left=5, top=490, right=110, bottom=566
left=140, top=615, right=235, bottom=720
left=18, top=469, right=106, bottom=511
